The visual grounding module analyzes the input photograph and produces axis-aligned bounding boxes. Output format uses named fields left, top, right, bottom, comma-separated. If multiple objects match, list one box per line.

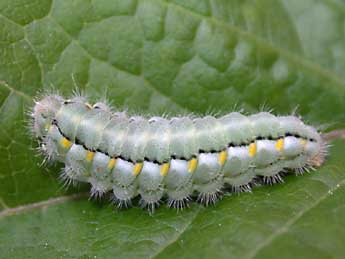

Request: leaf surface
left=0, top=0, right=344, bottom=258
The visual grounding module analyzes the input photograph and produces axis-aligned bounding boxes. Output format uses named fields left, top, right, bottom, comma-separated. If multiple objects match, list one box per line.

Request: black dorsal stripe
left=51, top=120, right=316, bottom=164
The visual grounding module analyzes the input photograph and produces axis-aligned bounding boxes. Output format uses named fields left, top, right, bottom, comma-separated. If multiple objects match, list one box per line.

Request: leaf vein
left=245, top=178, right=345, bottom=258
left=0, top=193, right=88, bottom=219
left=150, top=206, right=203, bottom=259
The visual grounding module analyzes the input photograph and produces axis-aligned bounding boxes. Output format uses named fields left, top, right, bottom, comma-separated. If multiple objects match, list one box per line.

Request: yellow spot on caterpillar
left=85, top=103, right=93, bottom=109
left=108, top=158, right=116, bottom=170
left=248, top=143, right=257, bottom=157
left=133, top=162, right=143, bottom=176
left=86, top=151, right=95, bottom=162
left=218, top=150, right=228, bottom=166
left=275, top=138, right=284, bottom=152
left=60, top=137, right=72, bottom=149
left=160, top=162, right=170, bottom=176
left=188, top=158, right=198, bottom=173
left=300, top=139, right=307, bottom=148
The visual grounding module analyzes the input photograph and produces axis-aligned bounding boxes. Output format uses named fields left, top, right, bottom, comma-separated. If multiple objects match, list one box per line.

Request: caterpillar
left=31, top=94, right=328, bottom=212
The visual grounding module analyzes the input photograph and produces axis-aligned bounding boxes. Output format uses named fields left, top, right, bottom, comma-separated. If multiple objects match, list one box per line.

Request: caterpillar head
left=32, top=95, right=63, bottom=138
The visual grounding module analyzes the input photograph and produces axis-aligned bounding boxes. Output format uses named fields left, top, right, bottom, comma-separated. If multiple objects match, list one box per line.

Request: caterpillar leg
left=138, top=162, right=164, bottom=213
left=255, top=162, right=285, bottom=185
left=262, top=173, right=285, bottom=185
left=193, top=153, right=224, bottom=206
left=224, top=169, right=256, bottom=193
left=63, top=145, right=89, bottom=185
left=89, top=152, right=113, bottom=199
left=111, top=159, right=137, bottom=206
left=110, top=194, right=132, bottom=209
left=167, top=195, right=192, bottom=210
left=165, top=160, right=193, bottom=210
left=60, top=166, right=79, bottom=187
left=89, top=179, right=109, bottom=199
left=231, top=183, right=252, bottom=193
left=222, top=145, right=256, bottom=193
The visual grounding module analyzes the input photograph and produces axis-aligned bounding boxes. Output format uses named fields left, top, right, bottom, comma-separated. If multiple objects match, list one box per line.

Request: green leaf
left=0, top=0, right=344, bottom=258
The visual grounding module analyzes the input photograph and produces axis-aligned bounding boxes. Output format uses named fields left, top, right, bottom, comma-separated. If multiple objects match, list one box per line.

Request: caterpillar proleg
left=31, top=94, right=328, bottom=212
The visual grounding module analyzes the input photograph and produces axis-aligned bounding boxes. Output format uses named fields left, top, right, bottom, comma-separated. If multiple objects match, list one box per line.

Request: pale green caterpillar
left=31, top=94, right=327, bottom=212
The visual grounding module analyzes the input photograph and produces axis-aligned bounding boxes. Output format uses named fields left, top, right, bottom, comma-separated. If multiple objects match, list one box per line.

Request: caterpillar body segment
left=32, top=95, right=327, bottom=212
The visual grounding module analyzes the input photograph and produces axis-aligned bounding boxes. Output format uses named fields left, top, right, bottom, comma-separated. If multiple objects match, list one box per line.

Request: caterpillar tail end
left=317, top=129, right=345, bottom=167
left=310, top=138, right=330, bottom=168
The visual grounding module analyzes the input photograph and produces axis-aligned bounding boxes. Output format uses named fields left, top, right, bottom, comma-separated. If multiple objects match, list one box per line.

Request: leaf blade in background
left=0, top=0, right=344, bottom=258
